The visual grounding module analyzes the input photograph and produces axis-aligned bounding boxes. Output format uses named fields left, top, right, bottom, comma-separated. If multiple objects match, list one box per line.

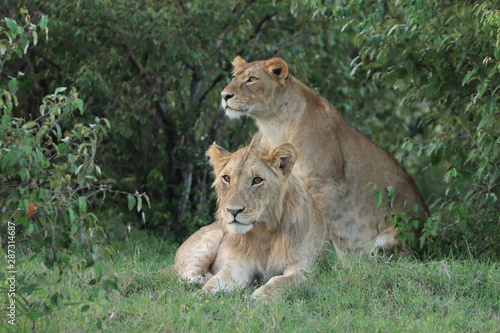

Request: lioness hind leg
left=174, top=226, right=224, bottom=285
left=370, top=227, right=400, bottom=255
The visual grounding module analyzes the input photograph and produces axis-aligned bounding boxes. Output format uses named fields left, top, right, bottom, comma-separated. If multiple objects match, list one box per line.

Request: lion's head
left=206, top=138, right=297, bottom=234
left=221, top=56, right=290, bottom=119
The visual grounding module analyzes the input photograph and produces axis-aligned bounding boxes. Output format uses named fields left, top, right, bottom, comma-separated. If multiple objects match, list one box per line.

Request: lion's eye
left=222, top=175, right=231, bottom=183
left=252, top=177, right=263, bottom=185
left=247, top=76, right=257, bottom=83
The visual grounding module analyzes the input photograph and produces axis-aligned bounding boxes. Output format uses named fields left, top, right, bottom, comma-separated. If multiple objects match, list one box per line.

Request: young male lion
left=220, top=56, right=428, bottom=254
left=174, top=139, right=326, bottom=300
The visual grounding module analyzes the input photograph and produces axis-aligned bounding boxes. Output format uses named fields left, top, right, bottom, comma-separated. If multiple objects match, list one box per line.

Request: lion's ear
left=267, top=143, right=297, bottom=176
left=207, top=142, right=232, bottom=175
left=264, top=58, right=289, bottom=86
left=232, top=56, right=247, bottom=69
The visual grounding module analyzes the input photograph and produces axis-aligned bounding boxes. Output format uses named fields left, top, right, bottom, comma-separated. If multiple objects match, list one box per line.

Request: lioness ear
left=267, top=143, right=297, bottom=176
left=248, top=132, right=264, bottom=148
left=206, top=142, right=232, bottom=175
left=232, top=56, right=247, bottom=69
left=264, top=57, right=289, bottom=86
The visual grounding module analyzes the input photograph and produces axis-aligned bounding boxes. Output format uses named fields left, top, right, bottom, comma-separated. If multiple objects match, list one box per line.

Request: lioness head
left=221, top=56, right=289, bottom=119
left=206, top=138, right=297, bottom=234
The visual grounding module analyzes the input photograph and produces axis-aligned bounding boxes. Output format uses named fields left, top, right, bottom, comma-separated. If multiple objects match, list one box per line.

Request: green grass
left=6, top=230, right=500, bottom=333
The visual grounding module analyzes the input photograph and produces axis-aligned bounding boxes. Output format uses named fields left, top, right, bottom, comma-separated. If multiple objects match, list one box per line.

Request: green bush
left=1, top=85, right=108, bottom=251
left=0, top=13, right=147, bottom=320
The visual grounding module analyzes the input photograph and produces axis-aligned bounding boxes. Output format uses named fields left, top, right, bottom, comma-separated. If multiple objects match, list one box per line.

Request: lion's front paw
left=251, top=285, right=278, bottom=302
left=187, top=273, right=213, bottom=285
left=202, top=277, right=221, bottom=294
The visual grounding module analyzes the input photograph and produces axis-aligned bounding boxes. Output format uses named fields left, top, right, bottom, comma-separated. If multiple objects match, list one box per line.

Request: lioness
left=221, top=56, right=428, bottom=253
left=174, top=138, right=326, bottom=300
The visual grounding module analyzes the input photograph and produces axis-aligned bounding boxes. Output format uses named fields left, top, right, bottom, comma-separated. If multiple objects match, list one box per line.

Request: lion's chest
left=251, top=236, right=295, bottom=279
left=227, top=233, right=293, bottom=280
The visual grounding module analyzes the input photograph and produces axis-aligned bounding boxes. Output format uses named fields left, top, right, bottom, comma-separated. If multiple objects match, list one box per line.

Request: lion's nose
left=227, top=207, right=244, bottom=217
left=221, top=92, right=234, bottom=102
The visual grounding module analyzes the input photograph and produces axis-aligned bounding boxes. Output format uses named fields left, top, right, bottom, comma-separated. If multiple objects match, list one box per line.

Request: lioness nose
left=227, top=207, right=244, bottom=217
left=222, top=92, right=234, bottom=102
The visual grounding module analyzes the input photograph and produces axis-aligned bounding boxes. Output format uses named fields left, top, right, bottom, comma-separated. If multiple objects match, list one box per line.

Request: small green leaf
left=32, top=30, right=38, bottom=46
left=78, top=197, right=87, bottom=213
left=455, top=181, right=465, bottom=197
left=77, top=99, right=84, bottom=114
left=61, top=254, right=70, bottom=265
left=20, top=34, right=29, bottom=54
left=374, top=191, right=383, bottom=207
left=137, top=195, right=143, bottom=212
left=0, top=41, right=7, bottom=55
left=127, top=194, right=136, bottom=211
left=40, top=16, right=49, bottom=30
left=19, top=167, right=30, bottom=181
left=54, top=87, right=67, bottom=95
left=8, top=78, right=18, bottom=95
left=444, top=168, right=458, bottom=182
left=466, top=149, right=478, bottom=164
left=411, top=219, right=420, bottom=230
left=387, top=186, right=397, bottom=198
left=2, top=114, right=11, bottom=126
left=371, top=34, right=382, bottom=47
left=27, top=223, right=34, bottom=235
left=477, top=82, right=487, bottom=98
left=75, top=164, right=83, bottom=175
left=363, top=182, right=377, bottom=191
left=428, top=197, right=441, bottom=210
left=483, top=96, right=495, bottom=115
left=54, top=124, right=62, bottom=141
left=143, top=193, right=151, bottom=209
left=81, top=305, right=90, bottom=312
left=5, top=18, right=18, bottom=34
left=68, top=208, right=76, bottom=223
left=23, top=121, right=38, bottom=129
left=462, top=70, right=476, bottom=86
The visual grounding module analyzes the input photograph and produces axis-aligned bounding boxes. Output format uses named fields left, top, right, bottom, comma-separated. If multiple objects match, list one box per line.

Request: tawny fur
left=174, top=221, right=224, bottom=285
left=221, top=56, right=428, bottom=253
left=174, top=139, right=327, bottom=300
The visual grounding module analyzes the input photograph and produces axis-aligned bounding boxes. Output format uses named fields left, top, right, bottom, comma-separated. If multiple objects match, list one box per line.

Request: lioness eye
left=222, top=175, right=231, bottom=183
left=247, top=76, right=257, bottom=83
left=252, top=177, right=263, bottom=185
